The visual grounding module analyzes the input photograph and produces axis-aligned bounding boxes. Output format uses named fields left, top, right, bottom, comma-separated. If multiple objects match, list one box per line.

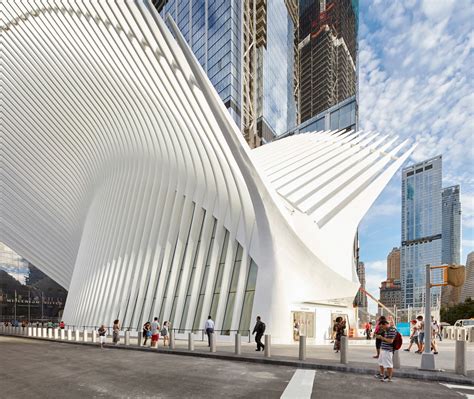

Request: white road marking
left=440, top=383, right=474, bottom=398
left=281, top=369, right=315, bottom=399
left=441, top=384, right=474, bottom=391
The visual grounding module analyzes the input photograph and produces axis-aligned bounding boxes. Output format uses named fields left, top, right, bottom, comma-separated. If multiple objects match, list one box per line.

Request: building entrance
left=292, top=311, right=315, bottom=341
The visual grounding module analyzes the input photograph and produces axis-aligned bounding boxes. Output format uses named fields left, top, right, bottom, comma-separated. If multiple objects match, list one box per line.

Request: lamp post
left=420, top=264, right=435, bottom=370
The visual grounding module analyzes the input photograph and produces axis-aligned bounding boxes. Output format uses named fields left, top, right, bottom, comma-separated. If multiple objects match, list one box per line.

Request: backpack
left=392, top=331, right=403, bottom=351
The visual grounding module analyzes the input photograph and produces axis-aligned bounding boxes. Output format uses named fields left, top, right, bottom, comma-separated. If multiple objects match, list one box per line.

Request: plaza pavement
left=1, top=336, right=473, bottom=399
left=1, top=330, right=472, bottom=386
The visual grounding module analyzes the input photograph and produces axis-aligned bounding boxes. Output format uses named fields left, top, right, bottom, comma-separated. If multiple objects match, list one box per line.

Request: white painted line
left=441, top=384, right=474, bottom=391
left=281, top=369, right=315, bottom=399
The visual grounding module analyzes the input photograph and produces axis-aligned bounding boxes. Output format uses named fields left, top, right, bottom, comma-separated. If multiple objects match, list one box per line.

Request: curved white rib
left=1, top=1, right=415, bottom=342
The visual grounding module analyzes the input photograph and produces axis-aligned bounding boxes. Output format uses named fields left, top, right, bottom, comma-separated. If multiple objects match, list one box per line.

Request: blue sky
left=358, top=0, right=474, bottom=312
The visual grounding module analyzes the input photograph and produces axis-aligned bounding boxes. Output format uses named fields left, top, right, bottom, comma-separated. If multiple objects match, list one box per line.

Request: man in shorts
left=150, top=317, right=160, bottom=348
left=374, top=320, right=397, bottom=382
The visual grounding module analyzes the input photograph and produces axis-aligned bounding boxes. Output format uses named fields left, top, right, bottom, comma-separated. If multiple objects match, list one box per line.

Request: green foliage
left=440, top=298, right=474, bottom=325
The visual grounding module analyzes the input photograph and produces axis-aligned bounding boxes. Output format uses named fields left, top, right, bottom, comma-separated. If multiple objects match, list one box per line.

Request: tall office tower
left=157, top=0, right=296, bottom=147
left=401, top=156, right=443, bottom=309
left=354, top=261, right=367, bottom=309
left=387, top=247, right=400, bottom=280
left=461, top=252, right=474, bottom=302
left=298, top=0, right=357, bottom=124
left=440, top=185, right=462, bottom=307
left=379, top=247, right=401, bottom=311
left=441, top=185, right=461, bottom=265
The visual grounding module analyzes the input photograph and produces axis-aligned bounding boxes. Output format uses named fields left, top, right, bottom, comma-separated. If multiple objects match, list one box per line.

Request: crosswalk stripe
left=281, top=369, right=316, bottom=399
left=441, top=384, right=474, bottom=391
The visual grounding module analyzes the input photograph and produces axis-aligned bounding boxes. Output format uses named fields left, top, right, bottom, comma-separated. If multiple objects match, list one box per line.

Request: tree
left=440, top=298, right=474, bottom=325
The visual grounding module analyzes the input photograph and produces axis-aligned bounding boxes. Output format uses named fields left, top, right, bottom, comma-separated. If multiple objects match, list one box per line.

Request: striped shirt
left=381, top=327, right=397, bottom=351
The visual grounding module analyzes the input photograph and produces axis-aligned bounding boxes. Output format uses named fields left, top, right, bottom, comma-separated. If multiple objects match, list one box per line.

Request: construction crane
left=358, top=286, right=396, bottom=318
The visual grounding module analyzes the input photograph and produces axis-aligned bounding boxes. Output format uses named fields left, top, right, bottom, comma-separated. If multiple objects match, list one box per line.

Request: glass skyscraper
left=441, top=185, right=461, bottom=265
left=157, top=0, right=296, bottom=147
left=400, top=156, right=443, bottom=308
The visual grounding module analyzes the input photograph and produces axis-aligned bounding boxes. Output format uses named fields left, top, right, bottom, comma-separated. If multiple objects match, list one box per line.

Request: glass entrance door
left=292, top=311, right=315, bottom=341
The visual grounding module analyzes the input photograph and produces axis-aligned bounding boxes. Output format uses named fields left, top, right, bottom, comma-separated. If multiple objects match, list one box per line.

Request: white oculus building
left=0, top=1, right=415, bottom=343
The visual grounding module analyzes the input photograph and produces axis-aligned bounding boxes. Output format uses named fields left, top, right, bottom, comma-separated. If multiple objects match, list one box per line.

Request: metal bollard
left=54, top=328, right=59, bottom=340
left=170, top=330, right=176, bottom=349
left=83, top=329, right=88, bottom=342
left=48, top=328, right=53, bottom=339
left=188, top=332, right=194, bottom=351
left=75, top=330, right=80, bottom=341
left=67, top=329, right=72, bottom=341
left=92, top=330, right=97, bottom=343
left=138, top=332, right=143, bottom=347
left=235, top=333, right=241, bottom=355
left=264, top=334, right=271, bottom=358
left=210, top=333, right=216, bottom=353
left=299, top=335, right=307, bottom=361
left=60, top=329, right=65, bottom=340
left=393, top=350, right=401, bottom=369
left=340, top=336, right=348, bottom=364
left=455, top=329, right=467, bottom=376
left=125, top=331, right=130, bottom=346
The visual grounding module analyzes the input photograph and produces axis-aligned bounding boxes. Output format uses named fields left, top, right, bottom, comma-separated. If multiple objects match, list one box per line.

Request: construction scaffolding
left=299, top=0, right=356, bottom=123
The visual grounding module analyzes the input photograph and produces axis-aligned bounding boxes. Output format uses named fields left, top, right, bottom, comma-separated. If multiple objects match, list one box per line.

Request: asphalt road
left=0, top=336, right=472, bottom=398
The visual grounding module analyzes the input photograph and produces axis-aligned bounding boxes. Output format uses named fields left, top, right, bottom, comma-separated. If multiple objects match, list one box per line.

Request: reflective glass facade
left=257, top=1, right=297, bottom=137
left=441, top=185, right=461, bottom=265
left=161, top=0, right=242, bottom=127
left=401, top=156, right=442, bottom=308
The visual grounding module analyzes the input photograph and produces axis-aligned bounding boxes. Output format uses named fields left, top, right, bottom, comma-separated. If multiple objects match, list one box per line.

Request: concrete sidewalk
left=2, top=331, right=473, bottom=386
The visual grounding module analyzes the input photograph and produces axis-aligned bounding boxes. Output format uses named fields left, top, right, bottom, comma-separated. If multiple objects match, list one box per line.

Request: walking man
left=374, top=320, right=397, bottom=382
left=150, top=317, right=160, bottom=348
left=252, top=316, right=266, bottom=352
left=204, top=315, right=214, bottom=347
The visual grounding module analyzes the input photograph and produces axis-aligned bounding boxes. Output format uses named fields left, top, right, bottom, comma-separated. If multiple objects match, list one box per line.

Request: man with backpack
left=374, top=319, right=402, bottom=382
left=252, top=316, right=266, bottom=352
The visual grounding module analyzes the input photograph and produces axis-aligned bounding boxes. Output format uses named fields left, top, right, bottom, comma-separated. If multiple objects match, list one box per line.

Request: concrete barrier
left=125, top=331, right=130, bottom=346
left=264, top=335, right=271, bottom=358
left=170, top=330, right=176, bottom=349
left=210, top=333, right=216, bottom=353
left=92, top=330, right=97, bottom=343
left=235, top=333, right=241, bottom=355
left=455, top=329, right=467, bottom=376
left=37, top=327, right=43, bottom=338
left=83, top=329, right=88, bottom=342
left=188, top=333, right=194, bottom=351
left=60, top=329, right=65, bottom=340
left=27, top=327, right=32, bottom=337
left=340, top=336, right=348, bottom=364
left=393, top=350, right=401, bottom=369
left=450, top=327, right=455, bottom=340
left=48, top=328, right=53, bottom=339
left=54, top=328, right=59, bottom=340
left=468, top=327, right=474, bottom=343
left=299, top=335, right=306, bottom=361
left=42, top=328, right=48, bottom=338
left=67, top=329, right=72, bottom=341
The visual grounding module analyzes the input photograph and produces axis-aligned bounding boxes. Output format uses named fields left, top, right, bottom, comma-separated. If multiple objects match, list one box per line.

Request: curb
left=2, top=333, right=473, bottom=386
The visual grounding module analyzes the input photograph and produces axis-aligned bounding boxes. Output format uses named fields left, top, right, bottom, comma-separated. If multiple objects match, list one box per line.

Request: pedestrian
left=373, top=316, right=386, bottom=359
left=143, top=322, right=151, bottom=346
left=330, top=319, right=337, bottom=343
left=161, top=321, right=169, bottom=347
left=47, top=320, right=53, bottom=328
left=150, top=317, right=160, bottom=348
left=59, top=320, right=65, bottom=329
left=333, top=317, right=346, bottom=353
left=416, top=315, right=424, bottom=352
left=404, top=320, right=419, bottom=352
left=431, top=317, right=439, bottom=355
left=374, top=320, right=398, bottom=382
left=204, top=316, right=215, bottom=347
left=252, top=316, right=266, bottom=352
left=112, top=319, right=120, bottom=345
left=365, top=321, right=372, bottom=340
left=98, top=324, right=107, bottom=349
